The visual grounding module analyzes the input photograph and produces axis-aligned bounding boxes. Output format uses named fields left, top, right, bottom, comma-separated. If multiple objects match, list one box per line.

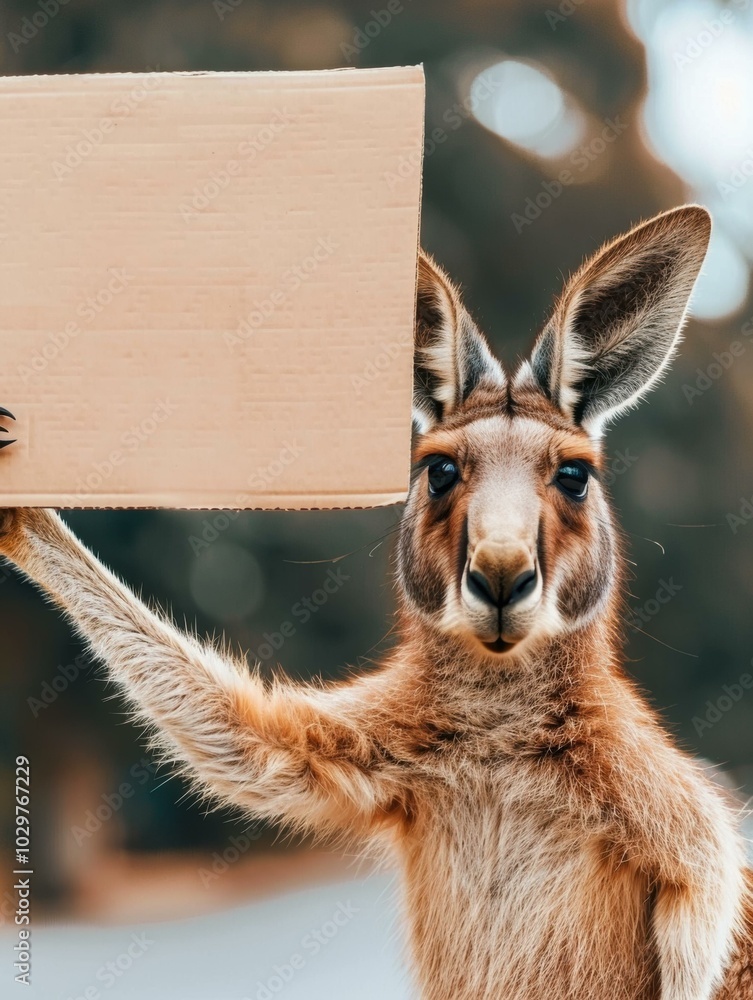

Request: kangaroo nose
left=466, top=544, right=538, bottom=608
left=507, top=568, right=538, bottom=606
left=467, top=569, right=499, bottom=606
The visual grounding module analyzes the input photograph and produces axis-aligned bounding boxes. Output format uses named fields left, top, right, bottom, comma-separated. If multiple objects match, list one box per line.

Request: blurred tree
left=1, top=0, right=751, bottom=914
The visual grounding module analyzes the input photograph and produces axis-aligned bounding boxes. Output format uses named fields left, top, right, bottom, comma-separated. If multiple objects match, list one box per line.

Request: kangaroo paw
left=0, top=406, right=16, bottom=450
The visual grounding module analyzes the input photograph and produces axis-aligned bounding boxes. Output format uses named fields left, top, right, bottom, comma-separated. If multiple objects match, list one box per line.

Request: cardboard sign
left=0, top=67, right=424, bottom=509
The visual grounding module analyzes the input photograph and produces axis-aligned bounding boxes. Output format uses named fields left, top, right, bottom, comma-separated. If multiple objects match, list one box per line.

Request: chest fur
left=398, top=775, right=659, bottom=1000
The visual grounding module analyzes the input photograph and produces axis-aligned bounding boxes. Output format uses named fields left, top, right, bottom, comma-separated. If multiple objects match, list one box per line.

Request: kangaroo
left=1, top=205, right=752, bottom=999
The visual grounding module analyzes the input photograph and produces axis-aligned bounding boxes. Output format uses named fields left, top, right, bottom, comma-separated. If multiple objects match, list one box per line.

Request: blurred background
left=2, top=0, right=753, bottom=996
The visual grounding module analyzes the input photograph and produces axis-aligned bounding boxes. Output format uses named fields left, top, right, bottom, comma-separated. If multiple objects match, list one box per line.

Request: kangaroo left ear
left=521, top=205, right=711, bottom=436
left=413, top=251, right=505, bottom=432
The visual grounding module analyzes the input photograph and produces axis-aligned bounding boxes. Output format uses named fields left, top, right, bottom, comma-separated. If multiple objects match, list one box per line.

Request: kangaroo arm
left=0, top=508, right=410, bottom=835
left=600, top=693, right=747, bottom=1000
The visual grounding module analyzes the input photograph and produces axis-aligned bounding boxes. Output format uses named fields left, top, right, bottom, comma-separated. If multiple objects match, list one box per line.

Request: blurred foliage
left=1, top=0, right=752, bottom=911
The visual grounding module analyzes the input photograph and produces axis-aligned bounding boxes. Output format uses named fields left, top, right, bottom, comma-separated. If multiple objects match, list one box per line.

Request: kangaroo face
left=399, top=207, right=712, bottom=657
left=400, top=386, right=617, bottom=655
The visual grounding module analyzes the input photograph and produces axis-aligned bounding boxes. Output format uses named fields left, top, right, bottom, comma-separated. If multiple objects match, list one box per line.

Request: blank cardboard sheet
left=0, top=67, right=424, bottom=508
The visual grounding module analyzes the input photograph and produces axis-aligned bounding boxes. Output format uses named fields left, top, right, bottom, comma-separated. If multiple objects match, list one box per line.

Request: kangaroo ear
left=413, top=251, right=505, bottom=431
left=522, top=205, right=711, bottom=436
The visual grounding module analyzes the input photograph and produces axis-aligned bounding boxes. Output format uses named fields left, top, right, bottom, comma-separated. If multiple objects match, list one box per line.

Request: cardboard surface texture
left=0, top=67, right=424, bottom=509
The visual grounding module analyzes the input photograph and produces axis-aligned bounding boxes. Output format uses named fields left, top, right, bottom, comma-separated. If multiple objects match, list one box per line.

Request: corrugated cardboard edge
left=14, top=491, right=409, bottom=512
left=0, top=66, right=425, bottom=87
left=408, top=63, right=427, bottom=508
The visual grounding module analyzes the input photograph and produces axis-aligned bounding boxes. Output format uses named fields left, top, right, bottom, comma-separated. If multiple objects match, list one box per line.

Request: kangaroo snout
left=466, top=541, right=538, bottom=609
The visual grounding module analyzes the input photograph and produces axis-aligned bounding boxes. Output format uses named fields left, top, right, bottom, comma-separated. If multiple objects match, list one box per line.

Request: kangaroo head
left=399, top=206, right=711, bottom=658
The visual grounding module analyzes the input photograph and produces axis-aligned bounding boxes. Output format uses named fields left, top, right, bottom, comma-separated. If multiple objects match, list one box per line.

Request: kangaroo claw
left=0, top=407, right=16, bottom=449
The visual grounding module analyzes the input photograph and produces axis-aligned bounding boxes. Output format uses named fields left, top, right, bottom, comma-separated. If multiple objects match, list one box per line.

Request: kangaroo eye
left=555, top=461, right=589, bottom=501
left=428, top=457, right=460, bottom=498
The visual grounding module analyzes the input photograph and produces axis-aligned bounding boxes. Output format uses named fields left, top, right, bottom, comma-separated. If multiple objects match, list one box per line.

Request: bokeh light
left=629, top=0, right=753, bottom=318
left=470, top=59, right=586, bottom=159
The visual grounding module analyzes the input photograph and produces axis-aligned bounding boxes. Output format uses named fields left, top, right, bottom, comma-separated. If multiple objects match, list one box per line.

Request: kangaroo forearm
left=603, top=732, right=746, bottom=1000
left=1, top=510, right=403, bottom=830
left=653, top=820, right=746, bottom=1000
left=7, top=510, right=237, bottom=732
left=654, top=875, right=745, bottom=1000
left=4, top=511, right=280, bottom=804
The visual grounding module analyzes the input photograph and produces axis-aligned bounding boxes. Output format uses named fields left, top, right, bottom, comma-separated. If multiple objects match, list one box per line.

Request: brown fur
left=1, top=205, right=751, bottom=998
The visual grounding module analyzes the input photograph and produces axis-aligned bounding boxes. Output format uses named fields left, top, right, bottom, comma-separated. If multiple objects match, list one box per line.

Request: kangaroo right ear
left=413, top=251, right=505, bottom=432
left=521, top=205, right=711, bottom=437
